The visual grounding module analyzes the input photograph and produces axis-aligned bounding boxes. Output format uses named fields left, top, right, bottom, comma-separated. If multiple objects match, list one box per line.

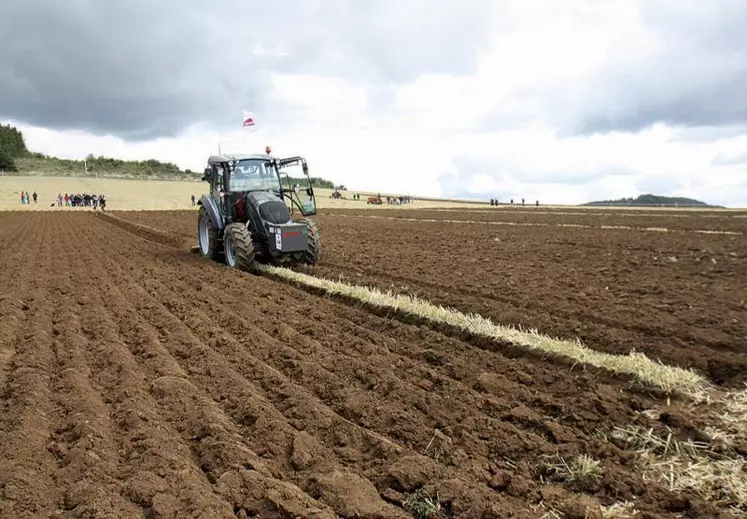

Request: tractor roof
left=207, top=153, right=273, bottom=166
left=228, top=153, right=275, bottom=161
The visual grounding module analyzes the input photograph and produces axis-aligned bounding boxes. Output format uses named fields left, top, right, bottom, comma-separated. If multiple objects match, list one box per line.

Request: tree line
left=0, top=124, right=337, bottom=187
left=0, top=124, right=29, bottom=171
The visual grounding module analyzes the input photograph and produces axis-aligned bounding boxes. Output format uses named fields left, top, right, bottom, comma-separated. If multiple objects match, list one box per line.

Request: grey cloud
left=554, top=1, right=747, bottom=135
left=0, top=0, right=497, bottom=140
left=668, top=124, right=747, bottom=142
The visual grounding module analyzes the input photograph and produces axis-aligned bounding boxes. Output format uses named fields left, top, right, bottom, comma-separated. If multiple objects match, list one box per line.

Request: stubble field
left=0, top=206, right=745, bottom=518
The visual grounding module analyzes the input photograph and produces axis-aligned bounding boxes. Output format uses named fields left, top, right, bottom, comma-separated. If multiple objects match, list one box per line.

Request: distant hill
left=0, top=124, right=337, bottom=187
left=583, top=194, right=720, bottom=208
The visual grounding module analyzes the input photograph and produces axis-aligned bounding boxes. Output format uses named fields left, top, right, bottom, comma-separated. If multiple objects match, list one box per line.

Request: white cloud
left=3, top=0, right=747, bottom=207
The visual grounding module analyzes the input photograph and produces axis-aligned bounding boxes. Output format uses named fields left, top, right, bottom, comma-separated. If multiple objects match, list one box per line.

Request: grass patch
left=259, top=264, right=708, bottom=396
left=542, top=454, right=603, bottom=487
left=402, top=489, right=441, bottom=518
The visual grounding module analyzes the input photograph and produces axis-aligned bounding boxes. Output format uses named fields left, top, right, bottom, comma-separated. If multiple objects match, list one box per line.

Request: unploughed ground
left=0, top=211, right=737, bottom=518
left=0, top=176, right=481, bottom=211
left=115, top=208, right=747, bottom=388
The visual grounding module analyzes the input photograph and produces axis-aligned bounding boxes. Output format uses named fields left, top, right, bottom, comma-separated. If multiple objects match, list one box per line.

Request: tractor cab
left=201, top=153, right=317, bottom=222
left=196, top=150, right=321, bottom=271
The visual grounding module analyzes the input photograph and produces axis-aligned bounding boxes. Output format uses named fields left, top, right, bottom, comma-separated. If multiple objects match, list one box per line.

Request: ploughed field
left=119, top=207, right=747, bottom=388
left=0, top=210, right=744, bottom=518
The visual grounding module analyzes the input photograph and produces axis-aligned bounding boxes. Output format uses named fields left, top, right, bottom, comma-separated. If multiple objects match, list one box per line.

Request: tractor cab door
left=288, top=183, right=316, bottom=216
left=204, top=163, right=230, bottom=219
left=276, top=157, right=317, bottom=216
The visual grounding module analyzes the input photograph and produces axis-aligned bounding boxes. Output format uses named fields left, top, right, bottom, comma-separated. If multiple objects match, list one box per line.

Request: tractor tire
left=197, top=206, right=220, bottom=261
left=223, top=223, right=258, bottom=273
left=297, top=218, right=321, bottom=265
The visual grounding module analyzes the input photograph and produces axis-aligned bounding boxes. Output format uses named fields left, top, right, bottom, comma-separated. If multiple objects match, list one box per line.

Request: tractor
left=196, top=152, right=320, bottom=272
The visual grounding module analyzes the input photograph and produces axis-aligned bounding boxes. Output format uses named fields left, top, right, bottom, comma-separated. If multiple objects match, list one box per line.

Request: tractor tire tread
left=298, top=218, right=321, bottom=265
left=226, top=223, right=257, bottom=273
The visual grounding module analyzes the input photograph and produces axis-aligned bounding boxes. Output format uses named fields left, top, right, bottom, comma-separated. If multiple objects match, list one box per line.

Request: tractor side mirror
left=202, top=168, right=212, bottom=182
left=302, top=162, right=309, bottom=175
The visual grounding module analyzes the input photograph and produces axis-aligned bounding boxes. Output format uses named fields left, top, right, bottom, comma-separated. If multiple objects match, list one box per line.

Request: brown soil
left=0, top=210, right=736, bottom=518
left=349, top=207, right=747, bottom=233
left=116, top=209, right=747, bottom=388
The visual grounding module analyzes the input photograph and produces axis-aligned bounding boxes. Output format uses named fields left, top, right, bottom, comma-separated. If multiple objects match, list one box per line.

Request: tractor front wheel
left=224, top=223, right=257, bottom=273
left=197, top=206, right=220, bottom=261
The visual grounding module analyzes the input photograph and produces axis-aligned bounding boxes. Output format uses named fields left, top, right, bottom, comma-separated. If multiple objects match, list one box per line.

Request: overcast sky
left=2, top=0, right=746, bottom=206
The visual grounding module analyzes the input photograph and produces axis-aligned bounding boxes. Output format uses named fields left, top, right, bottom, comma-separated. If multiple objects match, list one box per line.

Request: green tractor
left=196, top=152, right=320, bottom=272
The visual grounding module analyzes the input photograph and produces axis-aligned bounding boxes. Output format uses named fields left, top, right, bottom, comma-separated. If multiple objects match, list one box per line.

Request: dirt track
left=117, top=208, right=747, bottom=387
left=0, top=211, right=736, bottom=517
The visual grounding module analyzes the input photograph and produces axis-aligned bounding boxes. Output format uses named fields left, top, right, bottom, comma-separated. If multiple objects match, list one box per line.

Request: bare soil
left=0, top=211, right=737, bottom=517
left=116, top=209, right=747, bottom=388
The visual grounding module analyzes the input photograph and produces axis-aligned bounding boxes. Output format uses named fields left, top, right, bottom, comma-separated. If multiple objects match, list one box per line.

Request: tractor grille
left=259, top=200, right=291, bottom=224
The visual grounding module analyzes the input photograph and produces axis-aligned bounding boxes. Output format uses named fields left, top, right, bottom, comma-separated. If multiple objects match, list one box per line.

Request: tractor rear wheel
left=297, top=218, right=321, bottom=265
left=197, top=206, right=220, bottom=261
left=224, top=223, right=257, bottom=273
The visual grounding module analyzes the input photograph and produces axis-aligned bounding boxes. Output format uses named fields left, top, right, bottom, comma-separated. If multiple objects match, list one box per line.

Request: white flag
left=242, top=110, right=257, bottom=129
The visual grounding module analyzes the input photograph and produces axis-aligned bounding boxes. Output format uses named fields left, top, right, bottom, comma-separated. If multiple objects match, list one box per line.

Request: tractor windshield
left=231, top=159, right=279, bottom=192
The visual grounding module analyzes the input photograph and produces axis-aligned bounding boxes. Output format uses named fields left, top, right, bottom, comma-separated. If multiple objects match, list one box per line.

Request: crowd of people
left=18, top=191, right=106, bottom=209
left=56, top=193, right=107, bottom=209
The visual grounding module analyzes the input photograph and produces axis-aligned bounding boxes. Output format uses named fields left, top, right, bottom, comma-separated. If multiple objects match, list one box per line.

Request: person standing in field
left=32, top=191, right=37, bottom=204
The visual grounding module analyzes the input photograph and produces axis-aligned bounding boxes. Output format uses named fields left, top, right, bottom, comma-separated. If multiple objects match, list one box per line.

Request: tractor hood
left=246, top=191, right=292, bottom=225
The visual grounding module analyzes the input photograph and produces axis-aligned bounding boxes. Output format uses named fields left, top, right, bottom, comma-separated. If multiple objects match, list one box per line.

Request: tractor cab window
left=232, top=159, right=278, bottom=192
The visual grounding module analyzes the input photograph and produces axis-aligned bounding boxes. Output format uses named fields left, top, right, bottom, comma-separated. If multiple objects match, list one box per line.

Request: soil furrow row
left=0, top=215, right=62, bottom=516
left=318, top=209, right=747, bottom=233
left=58, top=215, right=245, bottom=517
left=79, top=214, right=413, bottom=517
left=2, top=211, right=736, bottom=517
left=112, top=210, right=747, bottom=387
left=101, top=216, right=661, bottom=439
left=0, top=217, right=42, bottom=391
left=44, top=223, right=142, bottom=516
left=318, top=259, right=743, bottom=356
left=94, top=211, right=705, bottom=514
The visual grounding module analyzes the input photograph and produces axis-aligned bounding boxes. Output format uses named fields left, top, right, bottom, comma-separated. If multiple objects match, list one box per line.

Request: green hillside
left=584, top=194, right=718, bottom=208
left=0, top=124, right=337, bottom=187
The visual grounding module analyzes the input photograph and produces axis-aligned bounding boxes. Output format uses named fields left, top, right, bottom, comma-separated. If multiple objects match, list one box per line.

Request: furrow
left=45, top=232, right=141, bottom=516
left=0, top=215, right=62, bottom=516
left=58, top=215, right=241, bottom=517
left=87, top=214, right=549, bottom=514
left=71, top=215, right=364, bottom=518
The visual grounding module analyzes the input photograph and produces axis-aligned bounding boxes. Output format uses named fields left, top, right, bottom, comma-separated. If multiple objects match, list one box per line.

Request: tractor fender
left=198, top=195, right=224, bottom=230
